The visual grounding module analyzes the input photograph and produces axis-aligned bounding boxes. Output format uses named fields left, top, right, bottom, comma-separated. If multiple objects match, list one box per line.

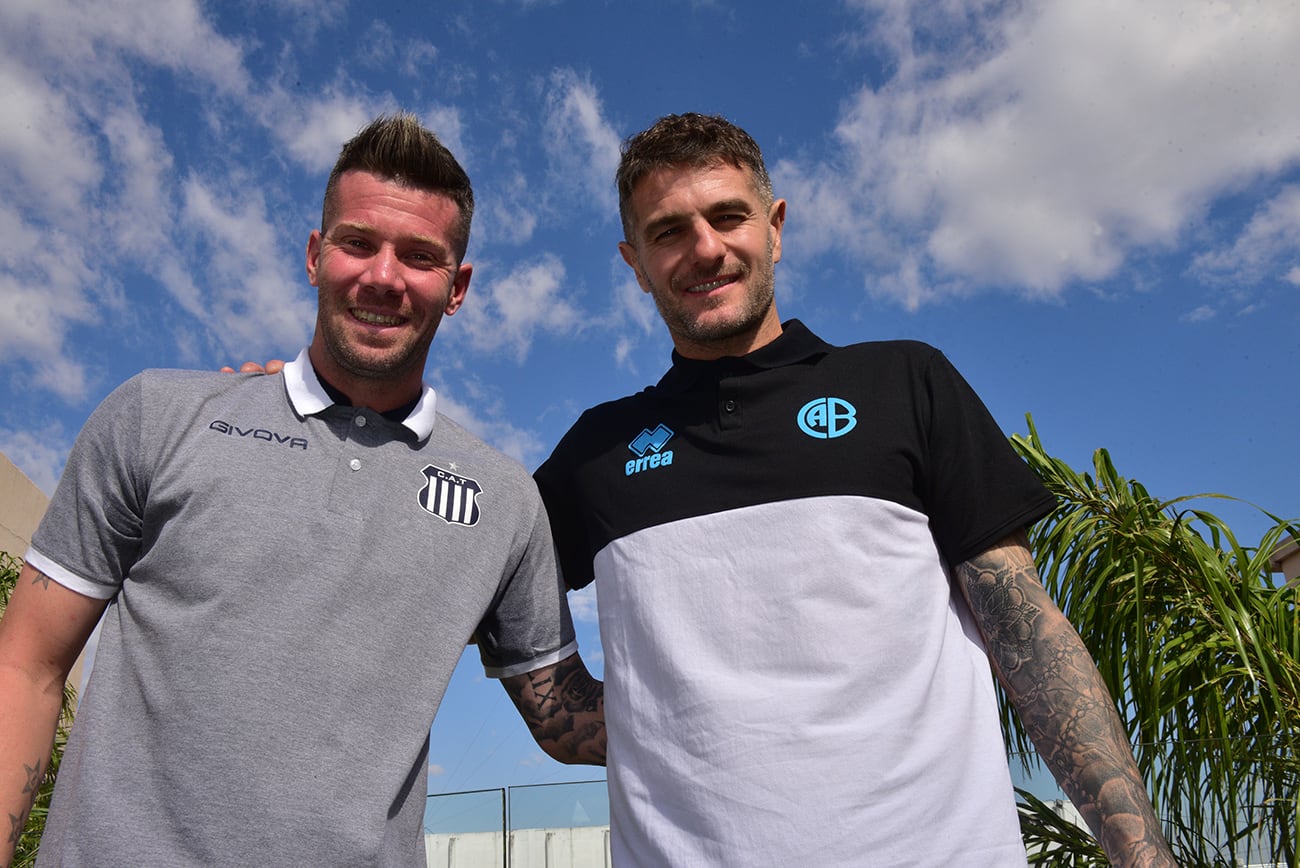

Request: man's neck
left=672, top=317, right=785, bottom=361
left=307, top=345, right=423, bottom=415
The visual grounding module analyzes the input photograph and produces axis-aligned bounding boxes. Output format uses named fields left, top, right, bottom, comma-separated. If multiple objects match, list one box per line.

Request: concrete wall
left=0, top=451, right=48, bottom=558
left=424, top=827, right=611, bottom=868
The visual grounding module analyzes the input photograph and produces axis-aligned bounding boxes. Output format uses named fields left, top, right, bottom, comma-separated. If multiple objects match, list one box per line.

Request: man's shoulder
left=132, top=368, right=278, bottom=393
left=91, top=369, right=280, bottom=418
left=557, top=385, right=657, bottom=442
left=826, top=337, right=941, bottom=363
left=428, top=411, right=536, bottom=485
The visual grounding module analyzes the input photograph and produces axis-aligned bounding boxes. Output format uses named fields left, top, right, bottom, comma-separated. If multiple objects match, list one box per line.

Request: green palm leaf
left=1007, top=417, right=1298, bottom=866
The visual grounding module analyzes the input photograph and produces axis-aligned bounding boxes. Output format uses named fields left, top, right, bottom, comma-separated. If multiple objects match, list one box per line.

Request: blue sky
left=2, top=0, right=1298, bottom=798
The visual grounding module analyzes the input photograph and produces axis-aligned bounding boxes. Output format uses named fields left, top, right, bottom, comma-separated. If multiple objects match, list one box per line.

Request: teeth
left=687, top=278, right=731, bottom=293
left=353, top=309, right=403, bottom=326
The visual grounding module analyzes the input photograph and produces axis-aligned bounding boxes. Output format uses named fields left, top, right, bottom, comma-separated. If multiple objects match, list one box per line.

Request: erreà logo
left=419, top=464, right=483, bottom=527
left=797, top=398, right=858, bottom=439
left=626, top=423, right=674, bottom=476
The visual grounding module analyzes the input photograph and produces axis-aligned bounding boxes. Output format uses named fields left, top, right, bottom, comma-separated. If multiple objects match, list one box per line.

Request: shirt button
left=349, top=458, right=361, bottom=471
left=723, top=400, right=737, bottom=413
left=355, top=416, right=367, bottom=427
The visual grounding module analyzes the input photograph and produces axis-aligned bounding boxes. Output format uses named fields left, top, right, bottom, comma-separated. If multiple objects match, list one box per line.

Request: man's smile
left=352, top=308, right=405, bottom=326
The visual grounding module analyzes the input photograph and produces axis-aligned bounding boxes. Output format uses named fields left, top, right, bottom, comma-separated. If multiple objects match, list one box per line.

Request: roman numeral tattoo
left=504, top=656, right=606, bottom=765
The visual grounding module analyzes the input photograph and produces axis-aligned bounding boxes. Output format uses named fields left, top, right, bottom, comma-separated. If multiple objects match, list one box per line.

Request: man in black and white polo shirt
left=534, top=114, right=1174, bottom=867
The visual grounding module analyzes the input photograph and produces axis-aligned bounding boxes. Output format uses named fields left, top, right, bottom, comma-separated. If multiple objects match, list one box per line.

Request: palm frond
left=1004, top=417, right=1299, bottom=866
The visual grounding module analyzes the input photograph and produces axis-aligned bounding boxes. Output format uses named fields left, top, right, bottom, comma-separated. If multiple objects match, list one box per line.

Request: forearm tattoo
left=5, top=757, right=44, bottom=861
left=508, top=657, right=606, bottom=766
left=957, top=543, right=1175, bottom=867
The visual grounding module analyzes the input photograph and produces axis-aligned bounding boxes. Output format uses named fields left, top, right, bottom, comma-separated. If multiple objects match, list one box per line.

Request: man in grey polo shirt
left=0, top=113, right=604, bottom=867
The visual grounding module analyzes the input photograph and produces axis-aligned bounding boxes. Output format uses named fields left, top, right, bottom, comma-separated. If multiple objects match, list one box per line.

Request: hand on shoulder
left=218, top=360, right=286, bottom=374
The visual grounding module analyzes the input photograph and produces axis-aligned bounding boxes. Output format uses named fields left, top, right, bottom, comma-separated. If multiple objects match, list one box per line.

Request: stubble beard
left=316, top=292, right=436, bottom=383
left=653, top=241, right=777, bottom=349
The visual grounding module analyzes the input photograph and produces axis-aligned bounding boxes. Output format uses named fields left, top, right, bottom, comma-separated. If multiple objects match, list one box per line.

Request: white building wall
left=424, top=827, right=611, bottom=868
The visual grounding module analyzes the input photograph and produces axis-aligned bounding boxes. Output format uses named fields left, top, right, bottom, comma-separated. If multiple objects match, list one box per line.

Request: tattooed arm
left=955, top=531, right=1176, bottom=868
left=501, top=653, right=606, bottom=765
left=0, top=563, right=107, bottom=868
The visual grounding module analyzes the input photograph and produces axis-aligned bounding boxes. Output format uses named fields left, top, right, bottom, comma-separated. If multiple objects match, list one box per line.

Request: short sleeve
left=918, top=350, right=1056, bottom=567
left=28, top=375, right=148, bottom=598
left=534, top=428, right=597, bottom=591
left=472, top=491, right=578, bottom=678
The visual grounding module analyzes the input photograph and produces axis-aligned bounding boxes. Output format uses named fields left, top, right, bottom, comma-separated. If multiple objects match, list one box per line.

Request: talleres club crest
left=419, top=463, right=483, bottom=527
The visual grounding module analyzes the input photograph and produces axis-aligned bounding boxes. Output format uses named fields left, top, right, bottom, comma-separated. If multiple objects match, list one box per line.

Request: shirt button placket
left=349, top=414, right=368, bottom=471
left=720, top=390, right=741, bottom=431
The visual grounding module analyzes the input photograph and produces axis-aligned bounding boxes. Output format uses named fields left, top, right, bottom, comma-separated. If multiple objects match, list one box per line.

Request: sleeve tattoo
left=956, top=536, right=1176, bottom=867
left=504, top=655, right=606, bottom=766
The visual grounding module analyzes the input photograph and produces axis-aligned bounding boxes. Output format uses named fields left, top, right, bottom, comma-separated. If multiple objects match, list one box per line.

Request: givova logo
left=626, top=423, right=674, bottom=476
left=797, top=397, right=857, bottom=439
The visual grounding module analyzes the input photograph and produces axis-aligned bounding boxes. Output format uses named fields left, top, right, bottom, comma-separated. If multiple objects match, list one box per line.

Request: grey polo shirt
left=29, top=350, right=575, bottom=866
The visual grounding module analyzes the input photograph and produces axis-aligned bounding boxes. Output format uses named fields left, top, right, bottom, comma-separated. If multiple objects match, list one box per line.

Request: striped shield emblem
left=418, top=464, right=483, bottom=527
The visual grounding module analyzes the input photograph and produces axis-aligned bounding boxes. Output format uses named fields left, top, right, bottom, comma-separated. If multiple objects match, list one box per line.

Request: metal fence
left=423, top=780, right=610, bottom=868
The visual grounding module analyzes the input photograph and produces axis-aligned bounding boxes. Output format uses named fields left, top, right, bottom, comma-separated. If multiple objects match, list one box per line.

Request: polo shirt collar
left=283, top=348, right=439, bottom=442
left=657, top=319, right=831, bottom=391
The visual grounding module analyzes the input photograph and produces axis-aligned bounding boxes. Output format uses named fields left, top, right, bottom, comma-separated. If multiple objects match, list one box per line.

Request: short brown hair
left=322, top=113, right=474, bottom=261
left=616, top=113, right=772, bottom=241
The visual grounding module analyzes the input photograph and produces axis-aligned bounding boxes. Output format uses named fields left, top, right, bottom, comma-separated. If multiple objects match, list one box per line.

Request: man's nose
left=364, top=246, right=404, bottom=291
left=689, top=221, right=726, bottom=263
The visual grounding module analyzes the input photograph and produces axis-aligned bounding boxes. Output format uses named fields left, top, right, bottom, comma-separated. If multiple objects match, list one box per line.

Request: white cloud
left=0, top=203, right=100, bottom=402
left=0, top=0, right=248, bottom=96
left=260, top=91, right=380, bottom=174
left=179, top=176, right=316, bottom=357
left=420, top=105, right=470, bottom=171
left=428, top=385, right=549, bottom=467
left=1192, top=186, right=1300, bottom=286
left=455, top=255, right=584, bottom=363
left=780, top=0, right=1300, bottom=304
left=0, top=61, right=103, bottom=218
left=0, top=0, right=261, bottom=403
left=0, top=427, right=69, bottom=496
left=609, top=263, right=661, bottom=369
left=356, top=23, right=438, bottom=80
left=481, top=172, right=541, bottom=248
left=567, top=584, right=598, bottom=625
left=1180, top=305, right=1216, bottom=324
left=541, top=69, right=621, bottom=216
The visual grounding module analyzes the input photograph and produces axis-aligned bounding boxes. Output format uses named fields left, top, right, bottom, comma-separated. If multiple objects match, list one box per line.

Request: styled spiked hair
left=322, top=113, right=474, bottom=261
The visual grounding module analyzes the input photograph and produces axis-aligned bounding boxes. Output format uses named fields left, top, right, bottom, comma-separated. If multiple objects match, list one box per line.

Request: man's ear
left=305, top=230, right=323, bottom=286
left=618, top=241, right=650, bottom=294
left=442, top=263, right=473, bottom=316
left=769, top=199, right=787, bottom=264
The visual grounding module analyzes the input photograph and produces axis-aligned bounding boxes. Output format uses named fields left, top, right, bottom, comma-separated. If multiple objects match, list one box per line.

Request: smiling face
left=306, top=170, right=472, bottom=411
left=618, top=160, right=786, bottom=360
